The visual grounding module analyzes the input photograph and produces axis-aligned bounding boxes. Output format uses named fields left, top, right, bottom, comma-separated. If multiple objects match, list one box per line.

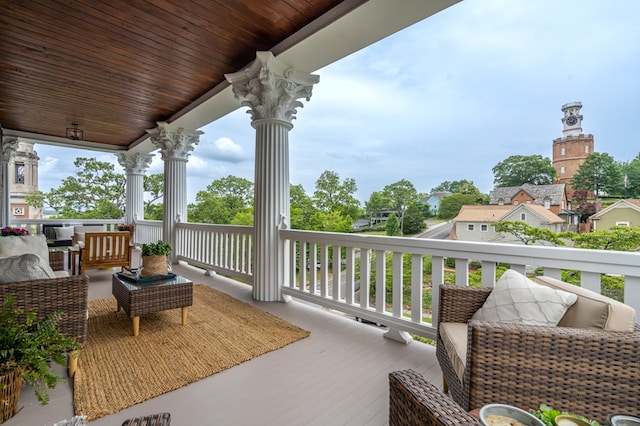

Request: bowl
left=608, top=414, right=640, bottom=426
left=555, top=415, right=592, bottom=426
left=479, top=404, right=545, bottom=426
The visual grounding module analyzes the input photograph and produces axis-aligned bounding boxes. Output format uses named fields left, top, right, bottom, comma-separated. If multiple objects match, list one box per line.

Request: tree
left=620, top=152, right=640, bottom=198
left=382, top=179, right=418, bottom=212
left=364, top=191, right=392, bottom=219
left=290, top=184, right=316, bottom=230
left=492, top=154, right=556, bottom=187
left=401, top=203, right=426, bottom=235
left=385, top=213, right=400, bottom=236
left=493, top=221, right=566, bottom=246
left=187, top=176, right=253, bottom=224
left=307, top=210, right=353, bottom=233
left=572, top=152, right=623, bottom=196
left=438, top=193, right=478, bottom=219
left=572, top=189, right=596, bottom=224
left=562, top=226, right=640, bottom=251
left=143, top=173, right=164, bottom=220
left=313, top=170, right=361, bottom=220
left=430, top=179, right=474, bottom=194
left=26, top=157, right=126, bottom=219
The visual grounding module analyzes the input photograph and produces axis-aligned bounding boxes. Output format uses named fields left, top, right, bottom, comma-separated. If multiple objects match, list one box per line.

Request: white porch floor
left=6, top=253, right=442, bottom=426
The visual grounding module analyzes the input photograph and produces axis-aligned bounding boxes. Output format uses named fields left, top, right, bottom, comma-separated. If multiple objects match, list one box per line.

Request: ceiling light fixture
left=66, top=123, right=83, bottom=140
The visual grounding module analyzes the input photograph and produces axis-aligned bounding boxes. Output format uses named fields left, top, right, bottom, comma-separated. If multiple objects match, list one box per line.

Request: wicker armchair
left=436, top=284, right=640, bottom=424
left=389, top=370, right=478, bottom=426
left=121, top=412, right=171, bottom=426
left=0, top=274, right=89, bottom=377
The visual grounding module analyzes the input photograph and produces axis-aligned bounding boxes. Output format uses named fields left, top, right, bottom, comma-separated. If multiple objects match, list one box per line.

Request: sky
left=35, top=0, right=640, bottom=205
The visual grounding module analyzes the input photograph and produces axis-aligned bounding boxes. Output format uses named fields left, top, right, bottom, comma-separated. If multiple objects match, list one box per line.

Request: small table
left=112, top=273, right=193, bottom=336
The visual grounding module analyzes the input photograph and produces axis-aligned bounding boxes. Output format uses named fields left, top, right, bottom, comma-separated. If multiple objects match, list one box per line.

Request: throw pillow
left=471, top=269, right=578, bottom=326
left=54, top=226, right=74, bottom=240
left=0, top=253, right=56, bottom=283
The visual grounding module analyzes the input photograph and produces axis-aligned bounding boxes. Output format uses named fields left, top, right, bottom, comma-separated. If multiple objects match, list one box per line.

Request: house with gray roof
left=421, top=191, right=451, bottom=216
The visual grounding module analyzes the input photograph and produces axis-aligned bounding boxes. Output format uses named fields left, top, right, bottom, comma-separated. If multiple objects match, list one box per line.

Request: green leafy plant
left=0, top=295, right=81, bottom=405
left=530, top=404, right=599, bottom=426
left=141, top=240, right=171, bottom=256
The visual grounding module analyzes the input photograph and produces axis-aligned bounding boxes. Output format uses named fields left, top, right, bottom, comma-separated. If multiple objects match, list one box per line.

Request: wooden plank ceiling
left=0, top=0, right=347, bottom=148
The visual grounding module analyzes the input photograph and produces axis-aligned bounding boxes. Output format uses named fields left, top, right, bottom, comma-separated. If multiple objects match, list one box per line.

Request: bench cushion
left=0, top=234, right=50, bottom=264
left=535, top=275, right=636, bottom=332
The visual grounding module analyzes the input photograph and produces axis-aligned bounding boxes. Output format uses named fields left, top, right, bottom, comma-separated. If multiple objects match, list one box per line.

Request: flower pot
left=0, top=369, right=23, bottom=423
left=139, top=255, right=169, bottom=277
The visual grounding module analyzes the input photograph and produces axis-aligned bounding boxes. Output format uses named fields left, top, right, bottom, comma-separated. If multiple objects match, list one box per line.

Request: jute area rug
left=73, top=284, right=310, bottom=422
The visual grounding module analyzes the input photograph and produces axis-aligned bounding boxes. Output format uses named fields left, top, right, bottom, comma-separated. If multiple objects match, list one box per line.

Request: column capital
left=147, top=122, right=203, bottom=161
left=1, top=136, right=19, bottom=163
left=116, top=152, right=154, bottom=175
left=225, top=51, right=319, bottom=125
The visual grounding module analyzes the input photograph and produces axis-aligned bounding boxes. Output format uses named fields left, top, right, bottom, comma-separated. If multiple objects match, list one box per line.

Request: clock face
left=566, top=116, right=578, bottom=126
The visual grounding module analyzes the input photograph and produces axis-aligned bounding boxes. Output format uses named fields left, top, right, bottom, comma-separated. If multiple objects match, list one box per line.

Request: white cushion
left=0, top=234, right=50, bottom=264
left=0, top=253, right=56, bottom=283
left=53, top=226, right=74, bottom=240
left=73, top=225, right=106, bottom=243
left=471, top=269, right=578, bottom=326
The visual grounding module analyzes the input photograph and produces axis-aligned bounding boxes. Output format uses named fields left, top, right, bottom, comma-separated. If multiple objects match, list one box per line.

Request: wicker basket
left=0, top=369, right=23, bottom=423
left=140, top=255, right=168, bottom=277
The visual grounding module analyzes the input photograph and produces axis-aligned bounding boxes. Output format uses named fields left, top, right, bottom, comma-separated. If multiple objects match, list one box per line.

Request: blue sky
left=36, top=0, right=640, bottom=205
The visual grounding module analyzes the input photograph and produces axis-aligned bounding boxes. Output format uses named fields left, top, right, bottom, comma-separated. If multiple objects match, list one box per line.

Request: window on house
left=561, top=147, right=565, bottom=155
left=560, top=166, right=565, bottom=174
left=498, top=199, right=504, bottom=205
left=480, top=224, right=488, bottom=232
left=544, top=198, right=551, bottom=209
left=514, top=201, right=519, bottom=205
left=14, top=162, right=25, bottom=184
left=526, top=200, right=531, bottom=204
left=585, top=145, right=589, bottom=153
left=468, top=224, right=475, bottom=231
left=521, top=213, right=526, bottom=220
left=616, top=222, right=630, bottom=227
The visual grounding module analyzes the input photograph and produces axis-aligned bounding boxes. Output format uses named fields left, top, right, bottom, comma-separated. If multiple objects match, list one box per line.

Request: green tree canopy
left=493, top=221, right=566, bottom=246
left=385, top=213, right=400, bottom=236
left=313, top=170, right=361, bottom=220
left=364, top=191, right=392, bottom=218
left=572, top=152, right=623, bottom=196
left=492, top=154, right=556, bottom=187
left=438, top=193, right=478, bottom=219
left=382, top=179, right=418, bottom=212
left=401, top=203, right=426, bottom=235
left=143, top=173, right=164, bottom=220
left=562, top=226, right=640, bottom=251
left=26, top=157, right=126, bottom=219
left=430, top=179, right=475, bottom=194
left=188, top=176, right=254, bottom=224
left=290, top=184, right=316, bottom=229
left=621, top=152, right=640, bottom=198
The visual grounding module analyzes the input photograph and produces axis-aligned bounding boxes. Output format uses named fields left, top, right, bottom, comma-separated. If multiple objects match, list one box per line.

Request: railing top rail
left=176, top=222, right=253, bottom=234
left=280, top=228, right=640, bottom=277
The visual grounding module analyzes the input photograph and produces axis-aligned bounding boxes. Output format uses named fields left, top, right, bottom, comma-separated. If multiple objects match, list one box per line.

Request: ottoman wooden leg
left=132, top=316, right=140, bottom=336
left=181, top=307, right=188, bottom=325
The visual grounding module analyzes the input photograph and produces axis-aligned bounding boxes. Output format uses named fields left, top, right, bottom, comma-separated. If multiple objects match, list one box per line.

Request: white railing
left=175, top=222, right=253, bottom=283
left=133, top=219, right=163, bottom=246
left=280, top=229, right=640, bottom=341
left=9, top=218, right=126, bottom=235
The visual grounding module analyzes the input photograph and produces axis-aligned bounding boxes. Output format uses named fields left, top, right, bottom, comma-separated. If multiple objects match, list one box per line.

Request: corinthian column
left=226, top=51, right=319, bottom=302
left=116, top=152, right=154, bottom=225
left=1, top=137, right=19, bottom=227
left=147, top=122, right=202, bottom=261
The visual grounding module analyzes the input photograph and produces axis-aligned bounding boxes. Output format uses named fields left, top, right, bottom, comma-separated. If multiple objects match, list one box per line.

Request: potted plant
left=139, top=240, right=172, bottom=277
left=0, top=295, right=81, bottom=423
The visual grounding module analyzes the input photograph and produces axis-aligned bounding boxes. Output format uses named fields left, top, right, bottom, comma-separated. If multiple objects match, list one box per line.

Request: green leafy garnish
left=530, top=404, right=599, bottom=426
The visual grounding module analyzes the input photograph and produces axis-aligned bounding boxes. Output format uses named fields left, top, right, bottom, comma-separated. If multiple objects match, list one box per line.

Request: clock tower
left=552, top=102, right=594, bottom=197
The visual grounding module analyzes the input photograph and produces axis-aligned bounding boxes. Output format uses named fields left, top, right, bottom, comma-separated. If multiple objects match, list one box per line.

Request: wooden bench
left=80, top=232, right=132, bottom=275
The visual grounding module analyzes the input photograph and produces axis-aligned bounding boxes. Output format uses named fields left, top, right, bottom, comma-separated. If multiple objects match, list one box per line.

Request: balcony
left=6, top=218, right=640, bottom=425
